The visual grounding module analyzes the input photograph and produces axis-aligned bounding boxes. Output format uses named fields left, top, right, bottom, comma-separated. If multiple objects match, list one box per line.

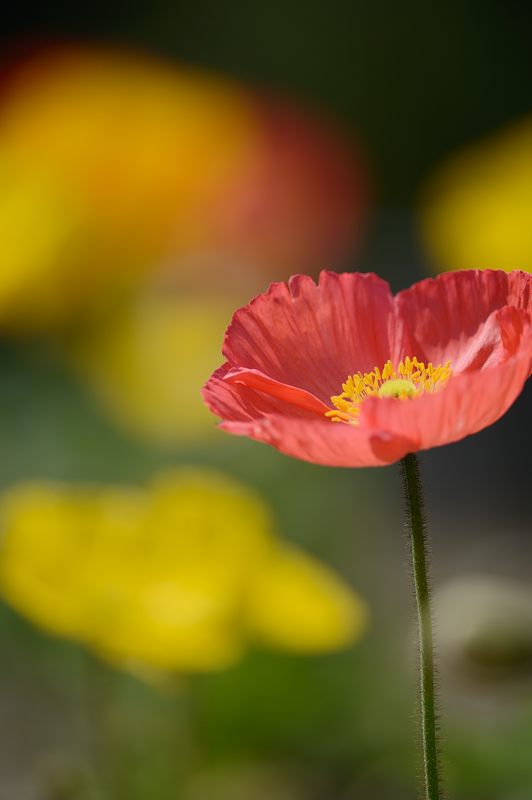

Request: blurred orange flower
left=0, top=43, right=368, bottom=331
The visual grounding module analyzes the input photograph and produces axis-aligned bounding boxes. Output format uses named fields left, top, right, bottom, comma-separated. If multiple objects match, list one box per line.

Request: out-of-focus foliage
left=0, top=469, right=367, bottom=675
left=181, top=762, right=317, bottom=800
left=434, top=574, right=532, bottom=679
left=419, top=117, right=532, bottom=274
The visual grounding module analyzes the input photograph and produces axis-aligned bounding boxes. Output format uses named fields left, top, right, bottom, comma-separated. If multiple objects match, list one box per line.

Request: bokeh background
left=0, top=2, right=531, bottom=799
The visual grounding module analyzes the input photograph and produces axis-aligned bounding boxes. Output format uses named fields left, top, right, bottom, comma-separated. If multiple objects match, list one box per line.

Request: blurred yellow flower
left=71, top=291, right=244, bottom=445
left=0, top=46, right=257, bottom=330
left=0, top=150, right=103, bottom=329
left=419, top=117, right=532, bottom=273
left=0, top=469, right=367, bottom=674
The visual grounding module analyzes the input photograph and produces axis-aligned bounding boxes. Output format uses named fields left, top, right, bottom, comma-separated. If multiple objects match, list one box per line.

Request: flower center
left=378, top=378, right=417, bottom=398
left=326, top=357, right=452, bottom=424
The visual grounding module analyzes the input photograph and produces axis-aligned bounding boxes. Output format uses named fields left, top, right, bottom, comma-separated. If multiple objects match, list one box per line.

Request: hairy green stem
left=401, top=453, right=441, bottom=800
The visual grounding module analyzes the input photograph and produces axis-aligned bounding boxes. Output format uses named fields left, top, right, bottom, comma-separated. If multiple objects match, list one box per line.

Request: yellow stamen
left=326, top=357, right=452, bottom=425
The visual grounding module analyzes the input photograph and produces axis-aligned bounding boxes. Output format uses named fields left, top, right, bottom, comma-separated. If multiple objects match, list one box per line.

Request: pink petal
left=221, top=413, right=415, bottom=468
left=396, top=269, right=532, bottom=369
left=441, top=306, right=529, bottom=373
left=222, top=271, right=398, bottom=402
left=202, top=364, right=324, bottom=424
left=224, top=367, right=329, bottom=415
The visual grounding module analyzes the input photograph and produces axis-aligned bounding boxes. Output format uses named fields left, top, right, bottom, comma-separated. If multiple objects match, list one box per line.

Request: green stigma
left=378, top=378, right=417, bottom=399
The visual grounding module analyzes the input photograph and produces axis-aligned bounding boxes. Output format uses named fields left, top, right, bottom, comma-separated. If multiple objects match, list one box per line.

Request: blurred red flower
left=203, top=270, right=531, bottom=467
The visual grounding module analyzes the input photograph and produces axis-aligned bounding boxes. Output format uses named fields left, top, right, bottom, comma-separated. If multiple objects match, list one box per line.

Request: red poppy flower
left=202, top=270, right=532, bottom=467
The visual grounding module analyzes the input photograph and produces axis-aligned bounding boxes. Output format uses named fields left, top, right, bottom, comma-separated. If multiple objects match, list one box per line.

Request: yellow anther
left=327, top=356, right=452, bottom=425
